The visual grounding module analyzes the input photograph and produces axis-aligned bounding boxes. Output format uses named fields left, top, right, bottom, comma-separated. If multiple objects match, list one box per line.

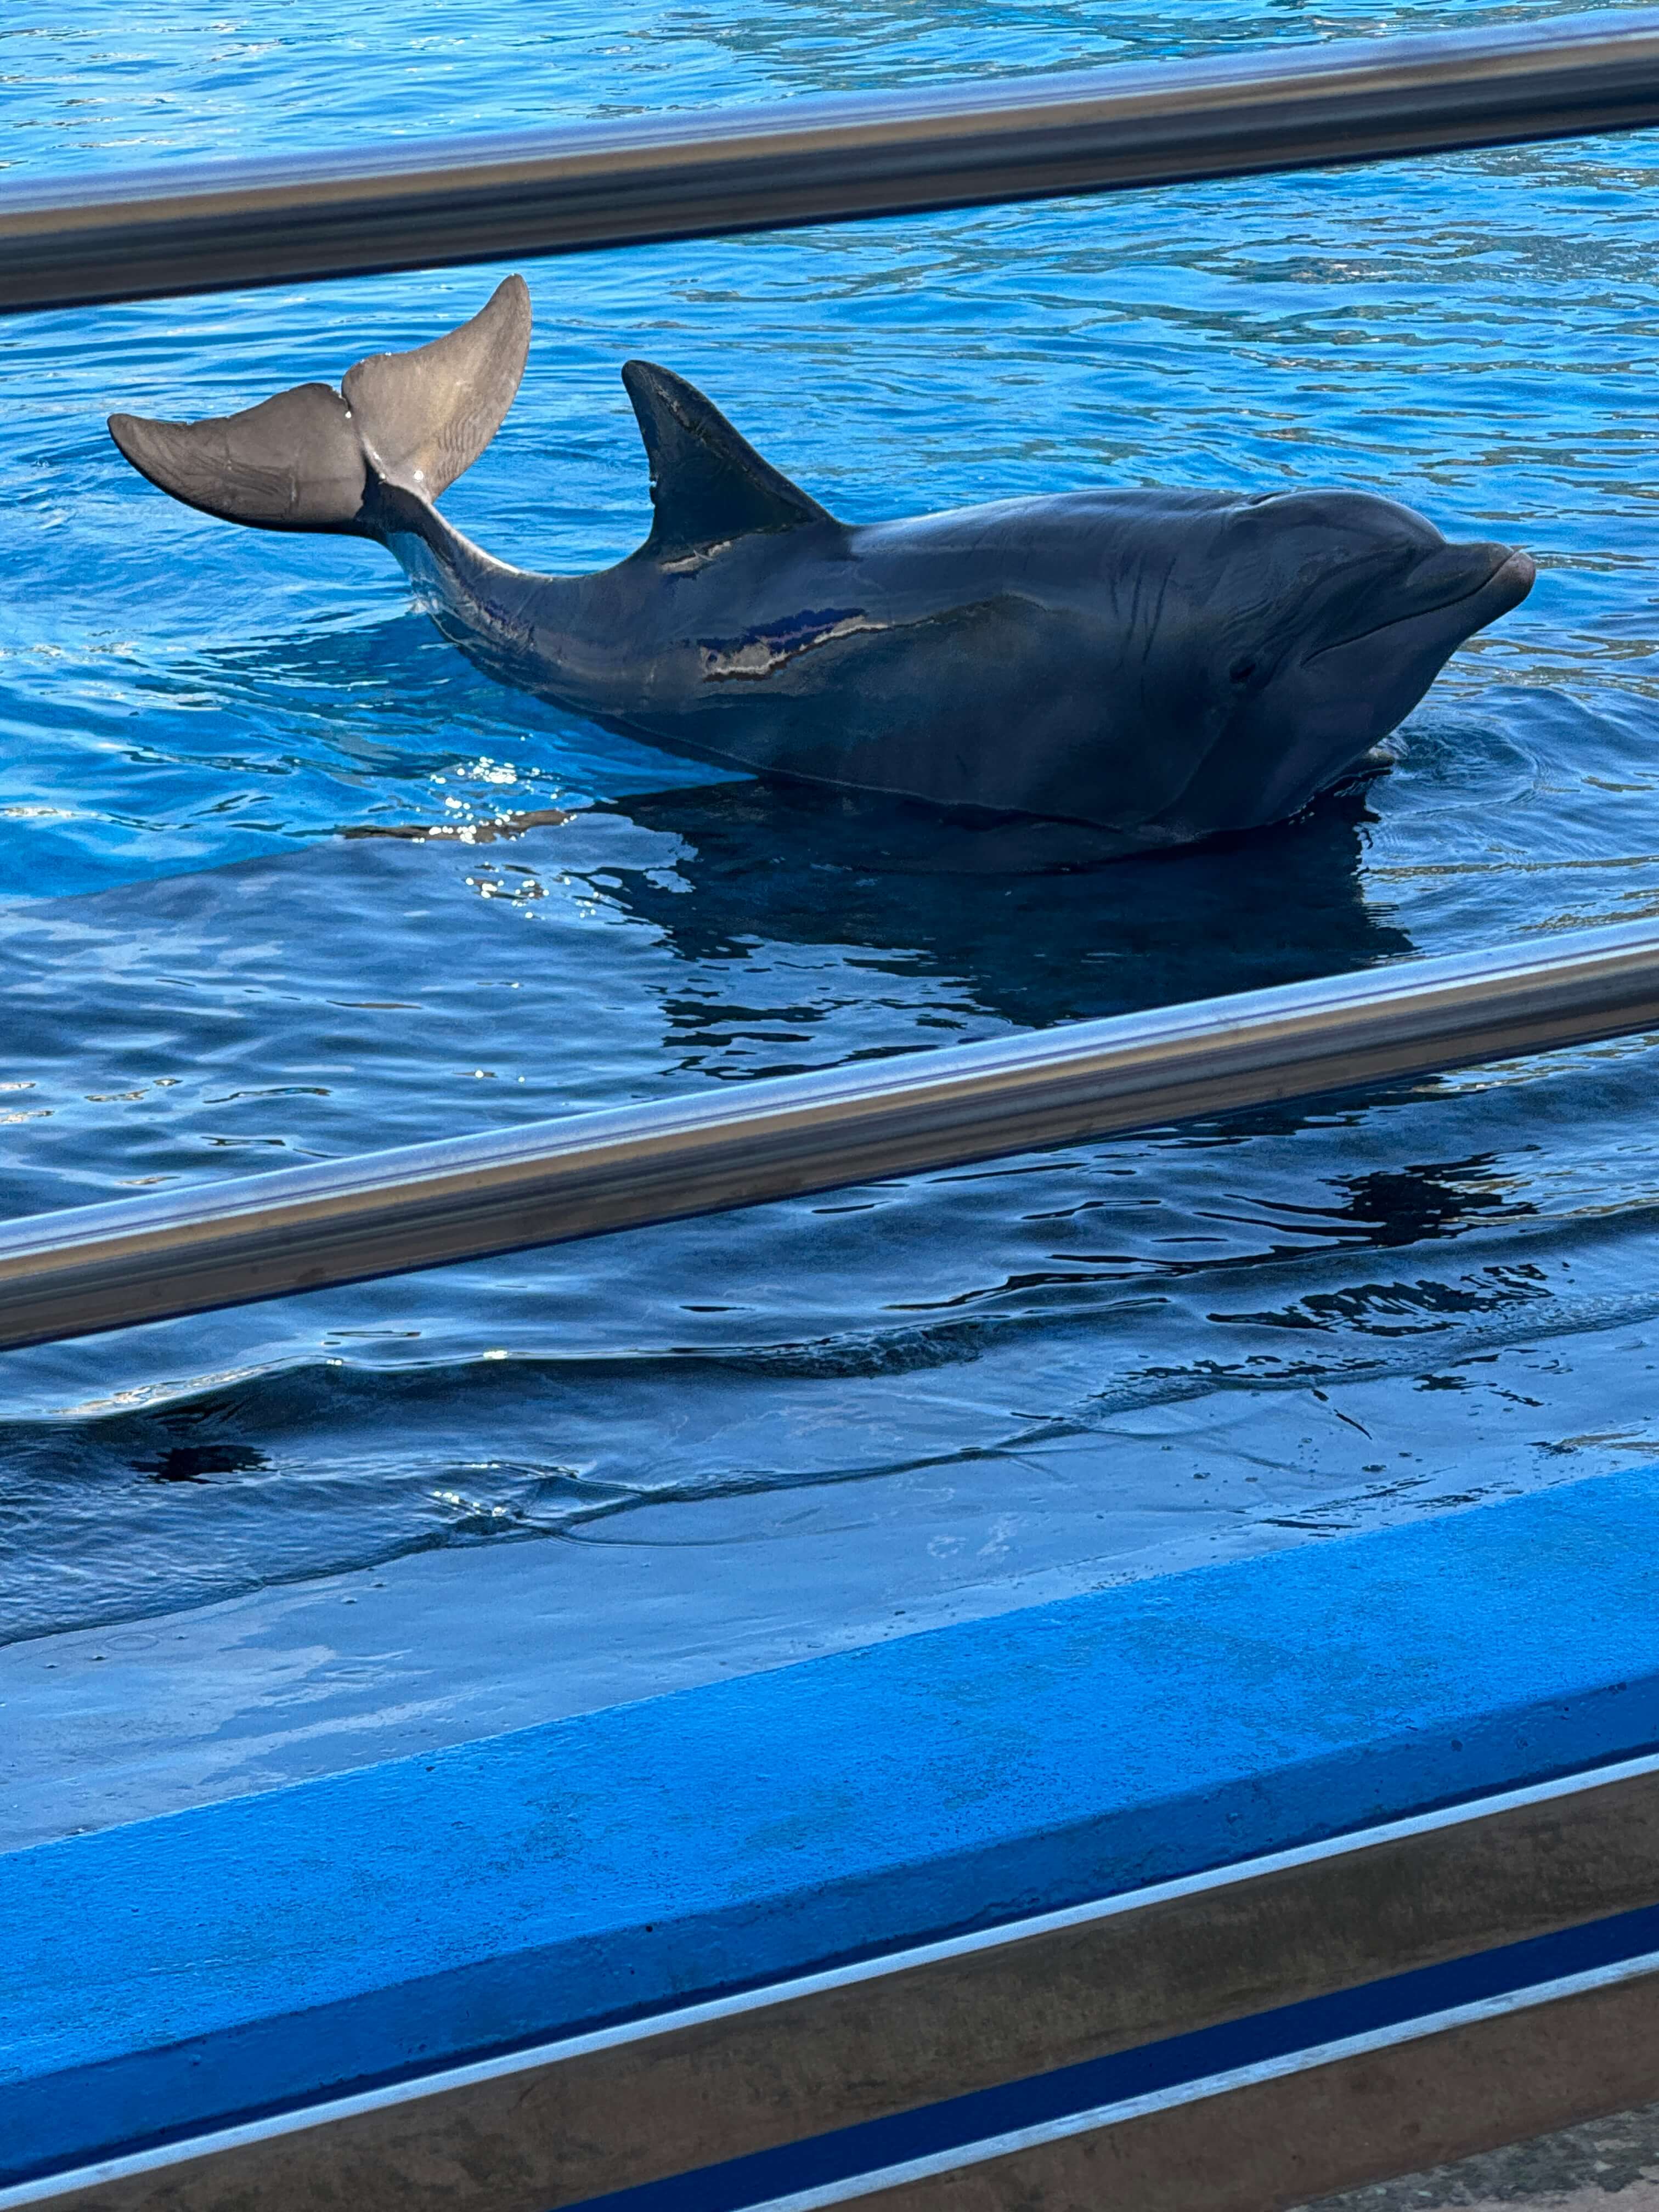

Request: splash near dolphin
left=109, top=275, right=1535, bottom=858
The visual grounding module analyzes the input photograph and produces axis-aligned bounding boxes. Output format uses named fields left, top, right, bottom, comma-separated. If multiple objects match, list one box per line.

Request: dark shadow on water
left=594, top=774, right=1415, bottom=1030
left=1263, top=1157, right=1530, bottom=1249
left=138, top=1442, right=271, bottom=1485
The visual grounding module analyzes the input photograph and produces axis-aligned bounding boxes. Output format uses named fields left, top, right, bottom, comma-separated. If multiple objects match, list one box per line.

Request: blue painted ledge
left=6, top=1467, right=1659, bottom=2185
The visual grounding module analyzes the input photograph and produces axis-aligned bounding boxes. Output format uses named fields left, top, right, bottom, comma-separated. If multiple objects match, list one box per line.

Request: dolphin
left=108, top=274, right=1535, bottom=858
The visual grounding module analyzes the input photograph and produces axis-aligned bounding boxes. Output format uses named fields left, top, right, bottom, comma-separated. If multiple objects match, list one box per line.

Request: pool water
left=5, top=1, right=1659, bottom=1841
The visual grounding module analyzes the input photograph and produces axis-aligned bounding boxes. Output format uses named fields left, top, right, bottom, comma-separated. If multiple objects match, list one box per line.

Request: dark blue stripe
left=565, top=1897, right=1659, bottom=2212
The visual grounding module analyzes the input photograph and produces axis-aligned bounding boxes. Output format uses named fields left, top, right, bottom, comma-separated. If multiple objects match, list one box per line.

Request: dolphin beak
left=1401, top=540, right=1535, bottom=624
left=1481, top=544, right=1537, bottom=616
left=1309, top=541, right=1535, bottom=664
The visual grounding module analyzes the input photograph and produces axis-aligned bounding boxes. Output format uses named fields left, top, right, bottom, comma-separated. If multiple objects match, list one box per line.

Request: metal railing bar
left=2, top=917, right=1658, bottom=1354
left=5, top=9, right=1659, bottom=314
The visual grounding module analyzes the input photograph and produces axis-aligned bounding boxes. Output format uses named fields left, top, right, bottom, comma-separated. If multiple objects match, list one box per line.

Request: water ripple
left=4, top=1, right=1659, bottom=1650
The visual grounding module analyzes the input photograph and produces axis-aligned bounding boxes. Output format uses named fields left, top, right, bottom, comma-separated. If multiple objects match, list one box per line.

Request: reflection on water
left=599, top=774, right=1412, bottom=1030
left=3, top=747, right=1659, bottom=1646
left=5, top=2, right=1659, bottom=1675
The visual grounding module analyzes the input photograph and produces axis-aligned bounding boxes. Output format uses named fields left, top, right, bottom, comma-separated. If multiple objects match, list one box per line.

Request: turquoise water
left=5, top=2, right=1659, bottom=1655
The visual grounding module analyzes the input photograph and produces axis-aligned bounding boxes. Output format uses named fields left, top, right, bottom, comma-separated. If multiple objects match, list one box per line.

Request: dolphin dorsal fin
left=622, top=360, right=833, bottom=561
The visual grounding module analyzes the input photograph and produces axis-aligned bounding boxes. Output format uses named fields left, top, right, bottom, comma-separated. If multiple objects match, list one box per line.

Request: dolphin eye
left=1229, top=656, right=1258, bottom=686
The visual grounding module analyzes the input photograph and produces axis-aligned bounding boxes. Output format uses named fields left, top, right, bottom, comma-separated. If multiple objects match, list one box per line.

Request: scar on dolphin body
left=108, top=275, right=1536, bottom=862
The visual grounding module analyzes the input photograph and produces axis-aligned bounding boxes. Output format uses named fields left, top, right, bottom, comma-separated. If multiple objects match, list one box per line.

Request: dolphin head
left=1160, top=490, right=1534, bottom=837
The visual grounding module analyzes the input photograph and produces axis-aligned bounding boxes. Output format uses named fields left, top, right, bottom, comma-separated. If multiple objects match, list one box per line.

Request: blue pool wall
left=6, top=1464, right=1659, bottom=2185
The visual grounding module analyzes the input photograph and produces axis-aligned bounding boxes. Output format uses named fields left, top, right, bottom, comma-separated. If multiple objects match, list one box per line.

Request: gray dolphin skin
left=109, top=274, right=1536, bottom=857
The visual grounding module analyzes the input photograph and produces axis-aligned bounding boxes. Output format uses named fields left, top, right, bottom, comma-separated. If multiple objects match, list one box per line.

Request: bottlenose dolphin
left=108, top=274, right=1534, bottom=856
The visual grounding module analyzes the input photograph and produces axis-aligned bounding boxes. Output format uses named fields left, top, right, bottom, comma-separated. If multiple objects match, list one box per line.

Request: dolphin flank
left=108, top=275, right=1536, bottom=857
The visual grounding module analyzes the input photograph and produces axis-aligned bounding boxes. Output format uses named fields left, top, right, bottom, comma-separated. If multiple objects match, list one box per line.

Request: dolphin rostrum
left=109, top=275, right=1536, bottom=857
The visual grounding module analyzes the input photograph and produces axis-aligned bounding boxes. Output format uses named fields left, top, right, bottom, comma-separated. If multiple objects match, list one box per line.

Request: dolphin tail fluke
left=107, top=275, right=532, bottom=537
left=341, top=274, right=532, bottom=507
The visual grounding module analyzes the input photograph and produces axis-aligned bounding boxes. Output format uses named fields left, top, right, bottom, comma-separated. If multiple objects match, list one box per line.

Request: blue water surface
left=4, top=2, right=1659, bottom=1690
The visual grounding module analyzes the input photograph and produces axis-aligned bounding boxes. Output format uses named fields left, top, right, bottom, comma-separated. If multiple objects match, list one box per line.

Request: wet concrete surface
left=1300, top=2099, right=1659, bottom=2209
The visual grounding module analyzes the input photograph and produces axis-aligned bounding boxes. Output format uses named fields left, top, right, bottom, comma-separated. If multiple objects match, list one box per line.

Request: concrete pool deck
left=1305, top=2098, right=1659, bottom=2210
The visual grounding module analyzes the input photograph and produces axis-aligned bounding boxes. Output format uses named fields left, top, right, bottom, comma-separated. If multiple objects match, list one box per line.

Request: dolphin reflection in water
left=109, top=274, right=1535, bottom=858
left=340, top=768, right=1408, bottom=1035
left=582, top=776, right=1418, bottom=1031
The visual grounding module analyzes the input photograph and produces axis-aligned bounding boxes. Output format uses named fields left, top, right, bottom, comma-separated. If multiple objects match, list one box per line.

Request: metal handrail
left=3, top=919, right=1658, bottom=1353
left=5, top=9, right=1659, bottom=312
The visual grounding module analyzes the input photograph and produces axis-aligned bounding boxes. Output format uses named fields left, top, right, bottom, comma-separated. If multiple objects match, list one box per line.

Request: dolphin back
left=106, top=276, right=532, bottom=535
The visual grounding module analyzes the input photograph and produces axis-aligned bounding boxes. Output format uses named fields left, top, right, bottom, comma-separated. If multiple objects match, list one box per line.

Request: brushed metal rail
left=5, top=9, right=1659, bottom=313
left=2, top=917, right=1659, bottom=1353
